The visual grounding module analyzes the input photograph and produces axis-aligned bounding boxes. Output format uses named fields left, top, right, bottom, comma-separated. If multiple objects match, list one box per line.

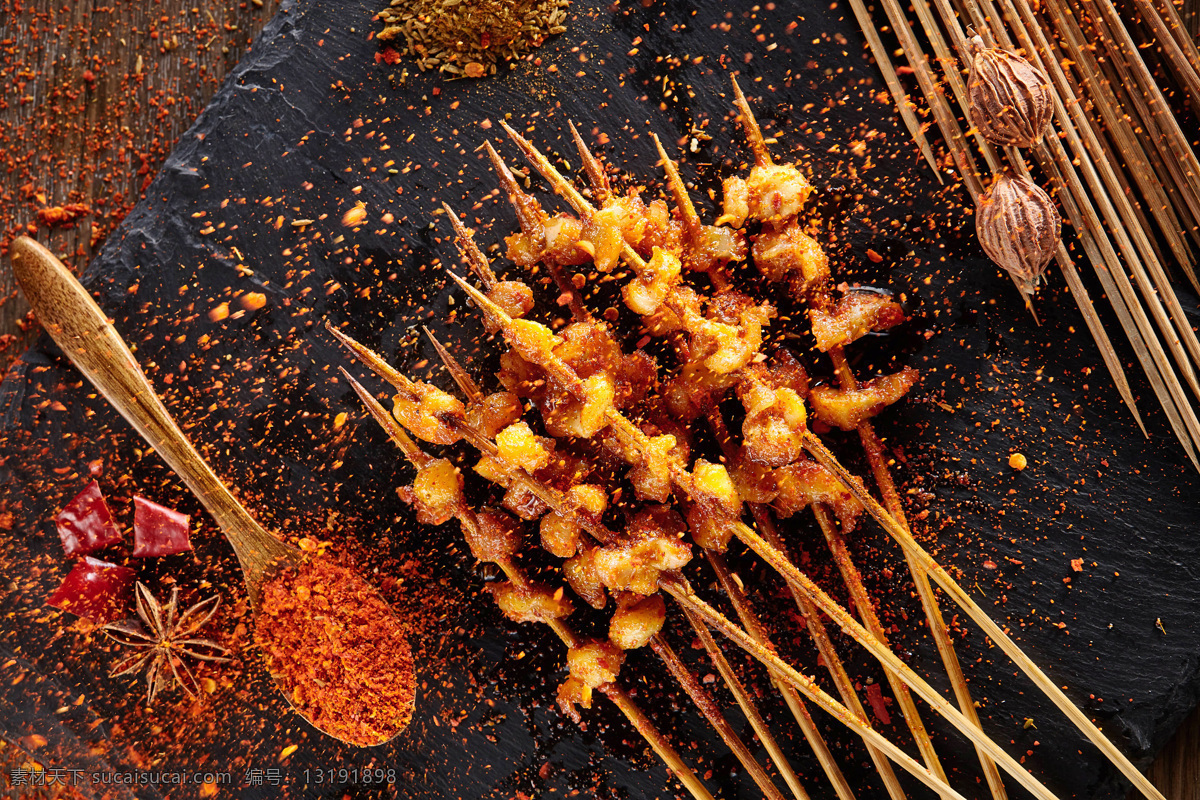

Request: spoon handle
left=10, top=237, right=292, bottom=588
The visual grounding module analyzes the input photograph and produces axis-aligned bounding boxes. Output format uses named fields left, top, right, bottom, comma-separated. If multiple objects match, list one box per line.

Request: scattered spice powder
left=254, top=556, right=415, bottom=747
left=376, top=0, right=570, bottom=78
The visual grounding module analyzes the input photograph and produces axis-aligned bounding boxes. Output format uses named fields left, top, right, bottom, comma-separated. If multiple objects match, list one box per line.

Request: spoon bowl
left=10, top=235, right=413, bottom=746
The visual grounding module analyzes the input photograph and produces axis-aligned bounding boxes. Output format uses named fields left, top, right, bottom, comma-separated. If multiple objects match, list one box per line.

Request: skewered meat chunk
left=719, top=175, right=751, bottom=228
left=773, top=459, right=863, bottom=531
left=604, top=193, right=652, bottom=251
left=582, top=205, right=626, bottom=273
left=540, top=511, right=583, bottom=558
left=402, top=458, right=464, bottom=526
left=568, top=483, right=609, bottom=522
left=609, top=594, right=667, bottom=650
left=539, top=481, right=606, bottom=558
left=809, top=367, right=919, bottom=431
left=508, top=317, right=562, bottom=366
left=463, top=507, right=524, bottom=563
left=681, top=290, right=772, bottom=375
left=392, top=381, right=466, bottom=445
left=497, top=349, right=545, bottom=401
left=564, top=544, right=607, bottom=609
left=538, top=376, right=615, bottom=439
left=594, top=506, right=692, bottom=595
left=474, top=454, right=552, bottom=520
left=687, top=460, right=743, bottom=551
left=752, top=221, right=829, bottom=291
left=729, top=453, right=779, bottom=505
left=738, top=366, right=808, bottom=468
left=487, top=281, right=535, bottom=329
left=623, top=246, right=682, bottom=316
left=544, top=321, right=657, bottom=423
left=567, top=640, right=626, bottom=688
left=506, top=213, right=594, bottom=267
left=809, top=290, right=905, bottom=352
left=684, top=223, right=747, bottom=274
left=722, top=163, right=815, bottom=226
left=489, top=581, right=575, bottom=624
left=466, top=391, right=525, bottom=439
left=633, top=198, right=684, bottom=257
left=626, top=433, right=679, bottom=504
left=496, top=421, right=554, bottom=474
left=662, top=361, right=739, bottom=422
left=556, top=675, right=591, bottom=723
left=502, top=483, right=551, bottom=521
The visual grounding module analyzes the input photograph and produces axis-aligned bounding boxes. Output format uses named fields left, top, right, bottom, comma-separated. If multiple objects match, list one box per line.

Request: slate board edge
left=0, top=1, right=1194, bottom=798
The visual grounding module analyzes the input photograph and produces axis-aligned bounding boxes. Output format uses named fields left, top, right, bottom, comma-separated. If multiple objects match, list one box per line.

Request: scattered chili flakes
left=864, top=682, right=892, bottom=725
left=240, top=291, right=268, bottom=311
left=36, top=203, right=91, bottom=228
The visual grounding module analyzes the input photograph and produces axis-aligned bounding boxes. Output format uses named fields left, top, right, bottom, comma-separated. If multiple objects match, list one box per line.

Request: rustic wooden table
left=0, top=2, right=1195, bottom=798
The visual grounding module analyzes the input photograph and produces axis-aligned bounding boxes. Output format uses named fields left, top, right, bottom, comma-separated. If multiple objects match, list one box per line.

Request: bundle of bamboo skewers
left=848, top=0, right=1200, bottom=468
left=328, top=77, right=1174, bottom=800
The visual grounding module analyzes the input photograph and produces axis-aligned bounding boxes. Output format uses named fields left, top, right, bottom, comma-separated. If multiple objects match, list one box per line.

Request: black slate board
left=1, top=1, right=1198, bottom=798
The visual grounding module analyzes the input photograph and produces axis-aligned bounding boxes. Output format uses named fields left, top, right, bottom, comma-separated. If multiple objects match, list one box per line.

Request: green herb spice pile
left=377, top=0, right=569, bottom=78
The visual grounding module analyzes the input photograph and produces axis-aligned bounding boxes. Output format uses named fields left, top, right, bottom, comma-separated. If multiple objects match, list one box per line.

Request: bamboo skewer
left=742, top=508, right=913, bottom=800
left=704, top=409, right=907, bottom=800
left=999, top=0, right=1200, bottom=387
left=842, top=0, right=944, bottom=179
left=480, top=151, right=863, bottom=798
left=339, top=300, right=990, bottom=800
left=702, top=551, right=864, bottom=800
left=1041, top=0, right=1200, bottom=283
left=449, top=267, right=1081, bottom=800
left=343, top=128, right=1124, bottom=800
left=439, top=200, right=844, bottom=800
left=487, top=124, right=1152, bottom=794
left=652, top=125, right=946, bottom=800
left=870, top=0, right=1154, bottom=430
left=918, top=0, right=1196, bottom=459
left=662, top=576, right=1065, bottom=800
left=984, top=0, right=1200, bottom=464
left=485, top=112, right=1163, bottom=800
left=802, top=434, right=1169, bottom=800
left=727, top=79, right=1007, bottom=800
left=673, top=610, right=815, bottom=800
left=334, top=362, right=717, bottom=800
left=632, top=135, right=859, bottom=800
left=1130, top=0, right=1200, bottom=108
left=973, top=13, right=1200, bottom=417
left=650, top=634, right=790, bottom=800
left=488, top=121, right=1113, bottom=797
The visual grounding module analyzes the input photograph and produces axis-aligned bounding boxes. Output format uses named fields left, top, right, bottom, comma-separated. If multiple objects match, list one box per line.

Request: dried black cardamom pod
left=966, top=34, right=1054, bottom=148
left=975, top=171, right=1062, bottom=296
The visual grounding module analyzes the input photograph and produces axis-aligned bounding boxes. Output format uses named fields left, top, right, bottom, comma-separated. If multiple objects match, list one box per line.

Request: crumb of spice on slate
left=375, top=0, right=569, bottom=79
left=253, top=555, right=415, bottom=747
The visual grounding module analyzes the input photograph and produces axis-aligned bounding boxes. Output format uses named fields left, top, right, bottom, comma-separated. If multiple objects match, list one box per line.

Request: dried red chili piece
left=132, top=496, right=192, bottom=557
left=56, top=480, right=123, bottom=557
left=47, top=557, right=136, bottom=623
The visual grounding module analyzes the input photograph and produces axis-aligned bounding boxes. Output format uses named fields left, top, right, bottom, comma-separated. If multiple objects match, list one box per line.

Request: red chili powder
left=254, top=556, right=415, bottom=746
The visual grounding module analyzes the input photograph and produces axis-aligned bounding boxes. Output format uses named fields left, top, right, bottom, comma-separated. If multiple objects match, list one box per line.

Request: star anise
left=102, top=582, right=231, bottom=705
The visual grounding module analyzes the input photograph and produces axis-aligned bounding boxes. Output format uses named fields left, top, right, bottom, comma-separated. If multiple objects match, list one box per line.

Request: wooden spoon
left=10, top=236, right=411, bottom=746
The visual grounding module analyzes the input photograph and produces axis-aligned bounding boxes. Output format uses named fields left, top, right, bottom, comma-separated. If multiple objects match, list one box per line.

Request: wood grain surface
left=0, top=1, right=1195, bottom=798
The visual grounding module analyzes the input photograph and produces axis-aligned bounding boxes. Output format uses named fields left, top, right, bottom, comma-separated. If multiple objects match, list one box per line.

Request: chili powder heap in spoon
left=254, top=555, right=416, bottom=746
